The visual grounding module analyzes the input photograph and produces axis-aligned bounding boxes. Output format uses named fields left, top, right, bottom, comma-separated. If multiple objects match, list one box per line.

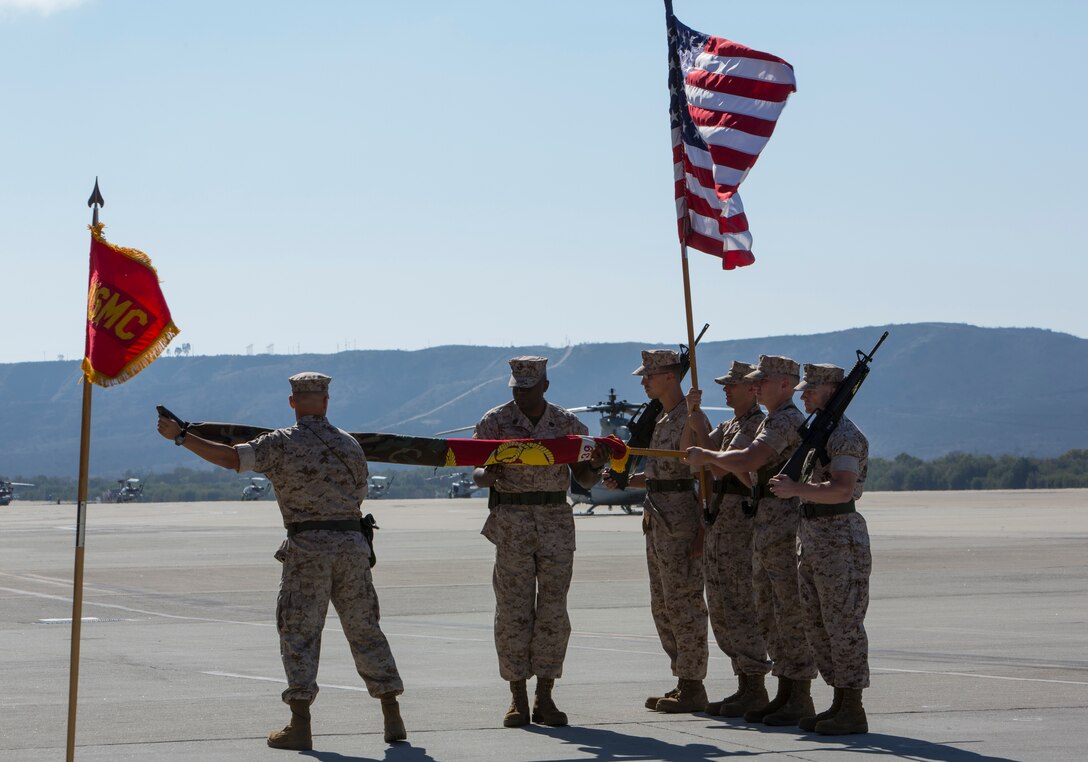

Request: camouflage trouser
left=704, top=495, right=772, bottom=676
left=645, top=491, right=708, bottom=680
left=752, top=496, right=817, bottom=680
left=276, top=531, right=403, bottom=703
left=798, top=511, right=872, bottom=689
left=482, top=503, right=575, bottom=681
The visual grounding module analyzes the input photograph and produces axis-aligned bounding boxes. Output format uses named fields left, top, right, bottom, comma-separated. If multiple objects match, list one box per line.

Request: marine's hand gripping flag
left=666, top=0, right=796, bottom=269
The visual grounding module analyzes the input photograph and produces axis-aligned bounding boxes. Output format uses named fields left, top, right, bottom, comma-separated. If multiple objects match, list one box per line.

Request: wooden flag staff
left=66, top=179, right=104, bottom=761
left=628, top=446, right=689, bottom=460
left=679, top=243, right=714, bottom=523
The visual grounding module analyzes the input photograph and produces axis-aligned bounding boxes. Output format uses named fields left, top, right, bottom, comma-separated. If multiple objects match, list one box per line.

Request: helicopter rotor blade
left=434, top=425, right=476, bottom=436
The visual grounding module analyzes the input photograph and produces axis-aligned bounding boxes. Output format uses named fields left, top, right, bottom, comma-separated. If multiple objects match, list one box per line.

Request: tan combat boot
left=532, top=678, right=568, bottom=726
left=267, top=699, right=312, bottom=751
left=764, top=678, right=814, bottom=726
left=503, top=679, right=530, bottom=727
left=744, top=676, right=790, bottom=722
left=655, top=678, right=708, bottom=713
left=706, top=674, right=745, bottom=715
left=645, top=678, right=681, bottom=710
left=719, top=673, right=769, bottom=718
left=380, top=694, right=407, bottom=743
left=799, top=687, right=843, bottom=732
left=815, top=688, right=868, bottom=735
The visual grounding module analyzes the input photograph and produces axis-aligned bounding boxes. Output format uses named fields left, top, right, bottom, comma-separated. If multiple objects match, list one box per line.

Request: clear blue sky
left=2, top=0, right=1085, bottom=363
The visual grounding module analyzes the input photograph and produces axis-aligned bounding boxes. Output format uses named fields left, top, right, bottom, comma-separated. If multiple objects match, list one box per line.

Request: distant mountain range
left=1, top=323, right=1083, bottom=477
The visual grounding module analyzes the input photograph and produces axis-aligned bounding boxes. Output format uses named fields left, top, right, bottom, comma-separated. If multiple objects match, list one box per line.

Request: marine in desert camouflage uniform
left=606, top=349, right=709, bottom=714
left=681, top=361, right=773, bottom=717
left=473, top=356, right=608, bottom=728
left=686, top=354, right=817, bottom=727
left=156, top=372, right=406, bottom=751
left=770, top=363, right=872, bottom=735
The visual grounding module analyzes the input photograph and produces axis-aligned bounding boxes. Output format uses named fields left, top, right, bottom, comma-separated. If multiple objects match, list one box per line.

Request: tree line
left=7, top=449, right=1088, bottom=503
left=865, top=449, right=1088, bottom=491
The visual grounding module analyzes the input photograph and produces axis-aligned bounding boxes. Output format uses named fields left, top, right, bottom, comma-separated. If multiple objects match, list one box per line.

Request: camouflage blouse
left=236, top=414, right=368, bottom=524
left=711, top=403, right=766, bottom=453
left=475, top=400, right=588, bottom=493
left=645, top=399, right=706, bottom=480
left=805, top=415, right=868, bottom=501
left=752, top=401, right=804, bottom=456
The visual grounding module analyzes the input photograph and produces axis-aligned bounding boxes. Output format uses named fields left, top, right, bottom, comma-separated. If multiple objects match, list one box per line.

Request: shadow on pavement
left=705, top=717, right=1020, bottom=762
left=528, top=722, right=1021, bottom=762
left=805, top=732, right=1020, bottom=761
left=299, top=742, right=437, bottom=762
left=527, top=724, right=760, bottom=761
left=301, top=751, right=376, bottom=762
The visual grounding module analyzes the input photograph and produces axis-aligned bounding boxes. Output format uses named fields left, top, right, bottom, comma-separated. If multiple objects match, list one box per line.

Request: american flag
left=666, top=1, right=796, bottom=269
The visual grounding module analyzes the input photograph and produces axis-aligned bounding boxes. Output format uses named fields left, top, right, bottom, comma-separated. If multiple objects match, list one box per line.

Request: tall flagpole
left=66, top=178, right=104, bottom=762
left=665, top=0, right=712, bottom=524
left=679, top=241, right=713, bottom=525
left=679, top=245, right=699, bottom=389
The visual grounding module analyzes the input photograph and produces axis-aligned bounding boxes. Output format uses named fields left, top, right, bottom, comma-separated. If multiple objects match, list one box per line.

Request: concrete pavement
left=1, top=489, right=1086, bottom=761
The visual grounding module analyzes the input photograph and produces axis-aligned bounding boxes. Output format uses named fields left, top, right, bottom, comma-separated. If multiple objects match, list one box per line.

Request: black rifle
left=607, top=323, right=709, bottom=489
left=777, top=331, right=889, bottom=482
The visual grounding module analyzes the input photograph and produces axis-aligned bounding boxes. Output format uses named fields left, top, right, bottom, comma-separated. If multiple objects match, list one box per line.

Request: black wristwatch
left=174, top=428, right=188, bottom=446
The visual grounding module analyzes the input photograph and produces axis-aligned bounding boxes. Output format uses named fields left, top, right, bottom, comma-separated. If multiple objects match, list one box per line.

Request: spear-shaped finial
left=87, top=177, right=105, bottom=226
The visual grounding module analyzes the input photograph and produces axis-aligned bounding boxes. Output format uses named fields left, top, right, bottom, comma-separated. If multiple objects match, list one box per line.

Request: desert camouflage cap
left=795, top=363, right=844, bottom=390
left=744, top=354, right=800, bottom=381
left=714, top=360, right=756, bottom=386
left=632, top=349, right=682, bottom=376
left=508, top=356, right=548, bottom=388
left=289, top=372, right=331, bottom=394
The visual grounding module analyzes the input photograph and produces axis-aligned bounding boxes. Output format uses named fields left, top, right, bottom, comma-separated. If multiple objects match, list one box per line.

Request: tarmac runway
left=2, top=490, right=1086, bottom=761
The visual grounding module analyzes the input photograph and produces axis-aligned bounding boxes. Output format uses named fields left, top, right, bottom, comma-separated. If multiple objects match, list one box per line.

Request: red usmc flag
left=82, top=224, right=179, bottom=387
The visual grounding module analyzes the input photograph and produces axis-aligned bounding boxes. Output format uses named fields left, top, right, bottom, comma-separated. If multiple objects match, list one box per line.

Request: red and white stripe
left=672, top=29, right=796, bottom=269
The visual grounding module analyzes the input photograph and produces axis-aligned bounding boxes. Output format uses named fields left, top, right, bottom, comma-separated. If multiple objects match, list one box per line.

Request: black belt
left=492, top=490, right=568, bottom=506
left=713, top=477, right=750, bottom=497
left=286, top=519, right=363, bottom=537
left=646, top=478, right=695, bottom=493
left=802, top=501, right=856, bottom=519
left=750, top=483, right=772, bottom=500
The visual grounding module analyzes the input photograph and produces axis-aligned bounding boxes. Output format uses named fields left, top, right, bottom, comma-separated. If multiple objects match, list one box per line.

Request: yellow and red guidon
left=82, top=224, right=179, bottom=387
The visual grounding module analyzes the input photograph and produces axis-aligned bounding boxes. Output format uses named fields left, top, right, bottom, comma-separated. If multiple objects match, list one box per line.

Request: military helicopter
left=1, top=478, right=35, bottom=506
left=368, top=474, right=394, bottom=499
left=242, top=476, right=270, bottom=501
left=426, top=472, right=483, bottom=499
left=565, top=389, right=648, bottom=515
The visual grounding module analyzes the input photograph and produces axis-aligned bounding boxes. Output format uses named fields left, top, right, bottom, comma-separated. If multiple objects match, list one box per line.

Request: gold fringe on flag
left=89, top=223, right=158, bottom=271
left=83, top=223, right=180, bottom=387
left=81, top=320, right=180, bottom=387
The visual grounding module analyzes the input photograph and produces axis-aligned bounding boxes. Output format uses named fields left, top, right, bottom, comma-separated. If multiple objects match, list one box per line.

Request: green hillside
left=1, top=323, right=1084, bottom=477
